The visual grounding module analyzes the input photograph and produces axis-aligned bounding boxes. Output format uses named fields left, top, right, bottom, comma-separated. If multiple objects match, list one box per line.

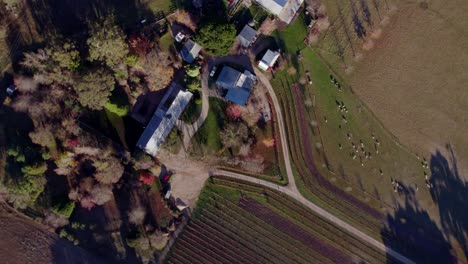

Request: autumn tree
left=220, top=122, right=249, bottom=149
left=87, top=16, right=129, bottom=69
left=74, top=68, right=115, bottom=110
left=226, top=104, right=242, bottom=120
left=93, top=156, right=124, bottom=184
left=141, top=50, right=173, bottom=91
left=194, top=23, right=236, bottom=56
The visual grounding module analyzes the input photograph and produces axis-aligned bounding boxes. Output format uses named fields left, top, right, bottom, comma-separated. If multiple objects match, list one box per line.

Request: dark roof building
left=237, top=25, right=257, bottom=48
left=180, top=39, right=202, bottom=63
left=136, top=83, right=193, bottom=156
left=216, top=66, right=256, bottom=106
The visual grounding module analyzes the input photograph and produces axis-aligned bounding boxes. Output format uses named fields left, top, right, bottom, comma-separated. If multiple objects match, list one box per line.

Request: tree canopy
left=194, top=23, right=236, bottom=56
left=87, top=17, right=129, bottom=69
left=74, top=68, right=115, bottom=110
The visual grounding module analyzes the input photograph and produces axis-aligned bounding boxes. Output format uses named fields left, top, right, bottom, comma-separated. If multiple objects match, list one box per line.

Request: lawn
left=266, top=13, right=455, bottom=259
left=180, top=91, right=202, bottom=124
left=144, top=0, right=174, bottom=15
left=191, top=98, right=226, bottom=154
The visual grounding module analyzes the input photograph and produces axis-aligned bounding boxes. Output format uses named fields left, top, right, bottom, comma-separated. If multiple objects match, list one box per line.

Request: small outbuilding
left=6, top=84, right=16, bottom=96
left=180, top=39, right=202, bottom=63
left=216, top=66, right=256, bottom=106
left=237, top=25, right=258, bottom=48
left=258, top=50, right=280, bottom=71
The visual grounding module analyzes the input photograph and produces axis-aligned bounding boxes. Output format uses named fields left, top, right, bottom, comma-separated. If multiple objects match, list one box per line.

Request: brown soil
left=0, top=202, right=107, bottom=264
left=157, top=150, right=211, bottom=209
left=239, top=197, right=352, bottom=263
left=348, top=0, right=468, bottom=178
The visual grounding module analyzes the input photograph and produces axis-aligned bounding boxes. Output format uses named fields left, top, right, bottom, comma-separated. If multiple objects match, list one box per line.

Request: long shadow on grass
left=381, top=146, right=468, bottom=263
left=429, top=146, right=468, bottom=258
left=381, top=189, right=455, bottom=263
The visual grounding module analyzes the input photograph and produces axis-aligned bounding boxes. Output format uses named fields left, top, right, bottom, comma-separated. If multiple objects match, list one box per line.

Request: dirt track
left=0, top=203, right=106, bottom=264
left=348, top=0, right=468, bottom=178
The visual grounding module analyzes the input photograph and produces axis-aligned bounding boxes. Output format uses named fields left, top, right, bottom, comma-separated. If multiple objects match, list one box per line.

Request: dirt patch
left=348, top=0, right=468, bottom=178
left=157, top=150, right=211, bottom=209
left=0, top=202, right=107, bottom=264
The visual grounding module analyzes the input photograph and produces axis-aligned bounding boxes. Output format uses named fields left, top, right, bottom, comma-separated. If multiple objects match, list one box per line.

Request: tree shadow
left=26, top=0, right=155, bottom=36
left=381, top=188, right=456, bottom=263
left=429, top=146, right=468, bottom=258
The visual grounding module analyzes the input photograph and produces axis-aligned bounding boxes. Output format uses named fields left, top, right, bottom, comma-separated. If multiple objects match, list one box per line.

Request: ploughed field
left=166, top=177, right=388, bottom=263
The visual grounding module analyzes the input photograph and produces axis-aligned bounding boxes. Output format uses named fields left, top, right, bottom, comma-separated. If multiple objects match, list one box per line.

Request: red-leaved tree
left=226, top=104, right=242, bottom=120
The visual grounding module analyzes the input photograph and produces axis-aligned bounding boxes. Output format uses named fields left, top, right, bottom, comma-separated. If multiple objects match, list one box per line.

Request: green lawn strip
left=158, top=31, right=175, bottom=54
left=216, top=165, right=284, bottom=184
left=146, top=0, right=174, bottom=14
left=191, top=98, right=225, bottom=153
left=104, top=109, right=128, bottom=149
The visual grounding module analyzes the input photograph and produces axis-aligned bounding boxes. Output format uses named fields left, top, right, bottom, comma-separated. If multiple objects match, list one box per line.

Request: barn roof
left=136, top=83, right=193, bottom=156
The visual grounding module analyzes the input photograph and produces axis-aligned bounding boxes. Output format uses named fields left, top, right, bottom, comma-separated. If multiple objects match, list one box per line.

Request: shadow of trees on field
left=381, top=146, right=467, bottom=263
left=381, top=190, right=455, bottom=263
left=429, top=146, right=468, bottom=258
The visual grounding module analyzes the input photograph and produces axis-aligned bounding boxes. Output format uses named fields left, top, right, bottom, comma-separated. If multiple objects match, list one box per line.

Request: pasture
left=268, top=11, right=466, bottom=260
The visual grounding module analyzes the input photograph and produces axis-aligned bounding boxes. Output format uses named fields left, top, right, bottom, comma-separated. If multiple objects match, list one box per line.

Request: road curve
left=177, top=65, right=210, bottom=149
left=215, top=69, right=415, bottom=264
left=253, top=68, right=297, bottom=191
left=212, top=170, right=415, bottom=264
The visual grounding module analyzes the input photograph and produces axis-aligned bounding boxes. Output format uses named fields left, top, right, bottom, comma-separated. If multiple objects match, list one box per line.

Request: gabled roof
left=180, top=39, right=202, bottom=63
left=216, top=66, right=256, bottom=106
left=216, top=66, right=242, bottom=90
left=238, top=25, right=257, bottom=48
left=255, top=0, right=288, bottom=15
left=137, top=84, right=193, bottom=156
left=258, top=50, right=280, bottom=71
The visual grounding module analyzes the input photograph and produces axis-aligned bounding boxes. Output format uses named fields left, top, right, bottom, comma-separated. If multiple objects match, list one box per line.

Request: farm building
left=180, top=39, right=202, bottom=63
left=216, top=66, right=256, bottom=106
left=238, top=25, right=258, bottom=48
left=254, top=0, right=304, bottom=24
left=258, top=50, right=280, bottom=71
left=136, top=83, right=193, bottom=156
left=6, top=84, right=16, bottom=96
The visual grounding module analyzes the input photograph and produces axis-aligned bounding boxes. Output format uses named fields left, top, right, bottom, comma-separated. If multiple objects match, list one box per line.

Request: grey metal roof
left=255, top=0, right=288, bottom=15
left=136, top=84, right=193, bottom=156
left=238, top=25, right=257, bottom=48
left=180, top=39, right=202, bottom=63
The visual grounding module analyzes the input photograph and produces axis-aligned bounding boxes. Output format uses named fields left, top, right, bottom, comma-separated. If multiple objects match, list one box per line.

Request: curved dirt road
left=215, top=69, right=415, bottom=264
left=177, top=65, right=210, bottom=149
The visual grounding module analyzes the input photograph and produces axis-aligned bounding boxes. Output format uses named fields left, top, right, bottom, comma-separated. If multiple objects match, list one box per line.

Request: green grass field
left=191, top=98, right=226, bottom=154
left=265, top=14, right=439, bottom=243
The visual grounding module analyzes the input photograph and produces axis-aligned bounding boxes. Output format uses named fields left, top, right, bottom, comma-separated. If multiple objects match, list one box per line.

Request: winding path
left=213, top=69, right=415, bottom=264
left=176, top=65, right=210, bottom=149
